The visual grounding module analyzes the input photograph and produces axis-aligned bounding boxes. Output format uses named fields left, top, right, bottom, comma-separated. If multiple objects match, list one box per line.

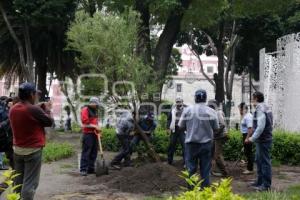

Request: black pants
left=111, top=134, right=131, bottom=165
left=14, top=150, right=42, bottom=200
left=167, top=127, right=185, bottom=164
left=243, top=134, right=254, bottom=171
left=80, top=133, right=98, bottom=173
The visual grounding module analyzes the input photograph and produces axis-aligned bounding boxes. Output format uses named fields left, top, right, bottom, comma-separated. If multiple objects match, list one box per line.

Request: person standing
left=0, top=97, right=16, bottom=169
left=167, top=97, right=186, bottom=166
left=179, top=90, right=219, bottom=188
left=208, top=99, right=228, bottom=177
left=245, top=92, right=273, bottom=191
left=0, top=96, right=10, bottom=170
left=9, top=83, right=53, bottom=200
left=111, top=111, right=135, bottom=169
left=239, top=102, right=254, bottom=175
left=80, top=97, right=101, bottom=176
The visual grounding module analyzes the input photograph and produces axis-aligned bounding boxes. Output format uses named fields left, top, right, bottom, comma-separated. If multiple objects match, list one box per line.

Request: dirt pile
left=97, top=163, right=186, bottom=195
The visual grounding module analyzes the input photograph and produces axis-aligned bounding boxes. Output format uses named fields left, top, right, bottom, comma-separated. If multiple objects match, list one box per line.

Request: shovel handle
left=95, top=130, right=104, bottom=156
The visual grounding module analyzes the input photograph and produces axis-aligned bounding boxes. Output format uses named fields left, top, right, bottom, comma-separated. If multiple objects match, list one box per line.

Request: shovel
left=95, top=130, right=109, bottom=176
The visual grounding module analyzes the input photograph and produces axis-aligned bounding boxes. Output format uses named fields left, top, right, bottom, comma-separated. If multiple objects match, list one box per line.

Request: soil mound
left=97, top=163, right=186, bottom=194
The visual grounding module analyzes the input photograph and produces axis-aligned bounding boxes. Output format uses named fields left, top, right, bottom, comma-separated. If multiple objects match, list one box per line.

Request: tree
left=0, top=0, right=77, bottom=100
left=179, top=0, right=296, bottom=123
left=0, top=1, right=33, bottom=82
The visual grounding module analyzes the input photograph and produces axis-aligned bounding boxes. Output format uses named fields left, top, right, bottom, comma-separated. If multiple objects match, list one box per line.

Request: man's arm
left=245, top=115, right=253, bottom=139
left=178, top=110, right=187, bottom=131
left=249, top=111, right=266, bottom=142
left=30, top=105, right=53, bottom=127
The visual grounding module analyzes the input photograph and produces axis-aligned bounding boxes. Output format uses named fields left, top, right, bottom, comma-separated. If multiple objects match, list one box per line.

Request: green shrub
left=101, top=128, right=300, bottom=165
left=43, top=142, right=74, bottom=162
left=72, top=122, right=82, bottom=133
left=169, top=171, right=244, bottom=200
left=157, top=114, right=168, bottom=131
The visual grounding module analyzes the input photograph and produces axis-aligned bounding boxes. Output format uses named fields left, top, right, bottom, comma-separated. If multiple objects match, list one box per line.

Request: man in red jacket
left=80, top=97, right=101, bottom=176
left=9, top=82, right=53, bottom=200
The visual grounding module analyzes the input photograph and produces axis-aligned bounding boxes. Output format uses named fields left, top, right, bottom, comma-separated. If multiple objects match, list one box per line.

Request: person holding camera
left=9, top=83, right=53, bottom=200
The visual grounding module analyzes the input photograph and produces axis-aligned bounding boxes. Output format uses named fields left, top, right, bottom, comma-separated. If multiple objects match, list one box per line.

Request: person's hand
left=167, top=129, right=171, bottom=134
left=244, top=138, right=252, bottom=144
left=44, top=101, right=52, bottom=111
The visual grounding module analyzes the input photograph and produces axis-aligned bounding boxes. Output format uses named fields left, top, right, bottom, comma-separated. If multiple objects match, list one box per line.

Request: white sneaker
left=242, top=170, right=254, bottom=175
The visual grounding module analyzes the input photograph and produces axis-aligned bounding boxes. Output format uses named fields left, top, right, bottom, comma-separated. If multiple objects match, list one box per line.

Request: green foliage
left=157, top=114, right=168, bottom=131
left=72, top=123, right=82, bottom=133
left=43, top=142, right=74, bottom=162
left=272, top=130, right=300, bottom=165
left=170, top=172, right=244, bottom=200
left=1, top=170, right=21, bottom=200
left=67, top=9, right=156, bottom=96
left=101, top=128, right=120, bottom=152
left=224, top=129, right=300, bottom=165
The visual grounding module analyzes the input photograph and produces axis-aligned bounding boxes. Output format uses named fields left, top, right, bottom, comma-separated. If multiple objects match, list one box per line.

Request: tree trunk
left=60, top=80, right=78, bottom=123
left=0, top=2, right=30, bottom=82
left=36, top=54, right=48, bottom=100
left=214, top=21, right=225, bottom=104
left=23, top=20, right=34, bottom=82
left=135, top=0, right=151, bottom=65
left=153, top=0, right=191, bottom=94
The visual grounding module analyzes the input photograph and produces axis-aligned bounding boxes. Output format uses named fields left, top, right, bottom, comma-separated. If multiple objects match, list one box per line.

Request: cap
left=89, top=97, right=100, bottom=106
left=175, top=97, right=183, bottom=103
left=207, top=99, right=218, bottom=110
left=195, top=89, right=207, bottom=103
left=19, top=82, right=36, bottom=93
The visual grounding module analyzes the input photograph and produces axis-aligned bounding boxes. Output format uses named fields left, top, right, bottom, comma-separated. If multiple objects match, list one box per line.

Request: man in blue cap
left=9, top=82, right=53, bottom=200
left=178, top=89, right=219, bottom=188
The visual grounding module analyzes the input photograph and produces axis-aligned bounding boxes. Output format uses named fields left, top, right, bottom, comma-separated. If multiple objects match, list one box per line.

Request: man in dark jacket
left=9, top=83, right=53, bottom=200
left=167, top=97, right=186, bottom=166
left=245, top=92, right=273, bottom=191
left=80, top=97, right=101, bottom=176
left=130, top=112, right=157, bottom=155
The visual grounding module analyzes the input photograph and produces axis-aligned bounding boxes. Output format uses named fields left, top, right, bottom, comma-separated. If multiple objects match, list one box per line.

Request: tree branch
left=0, top=2, right=30, bottom=82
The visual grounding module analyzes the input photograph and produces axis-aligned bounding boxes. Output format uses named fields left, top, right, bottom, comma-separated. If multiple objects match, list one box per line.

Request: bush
left=169, top=172, right=244, bottom=200
left=43, top=142, right=74, bottom=162
left=101, top=128, right=300, bottom=165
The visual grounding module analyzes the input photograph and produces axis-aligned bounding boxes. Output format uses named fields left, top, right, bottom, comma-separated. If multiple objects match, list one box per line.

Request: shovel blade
left=95, top=159, right=109, bottom=176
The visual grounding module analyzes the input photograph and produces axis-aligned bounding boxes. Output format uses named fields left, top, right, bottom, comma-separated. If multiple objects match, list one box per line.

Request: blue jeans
left=255, top=141, right=272, bottom=188
left=185, top=141, right=212, bottom=188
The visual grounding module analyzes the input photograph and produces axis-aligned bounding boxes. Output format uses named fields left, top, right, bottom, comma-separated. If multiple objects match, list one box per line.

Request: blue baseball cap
left=19, top=82, right=36, bottom=93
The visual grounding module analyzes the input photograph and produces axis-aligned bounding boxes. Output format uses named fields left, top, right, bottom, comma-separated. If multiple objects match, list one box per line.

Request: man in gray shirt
left=178, top=89, right=219, bottom=188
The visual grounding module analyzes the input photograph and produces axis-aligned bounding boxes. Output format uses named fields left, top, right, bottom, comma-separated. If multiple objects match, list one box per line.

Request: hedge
left=101, top=128, right=300, bottom=165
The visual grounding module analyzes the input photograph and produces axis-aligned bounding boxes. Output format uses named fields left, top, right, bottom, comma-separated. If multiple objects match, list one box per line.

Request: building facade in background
left=162, top=45, right=244, bottom=124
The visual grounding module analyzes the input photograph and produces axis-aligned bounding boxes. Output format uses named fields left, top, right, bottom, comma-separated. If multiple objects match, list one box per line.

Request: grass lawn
left=43, top=142, right=74, bottom=162
left=243, top=184, right=300, bottom=200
